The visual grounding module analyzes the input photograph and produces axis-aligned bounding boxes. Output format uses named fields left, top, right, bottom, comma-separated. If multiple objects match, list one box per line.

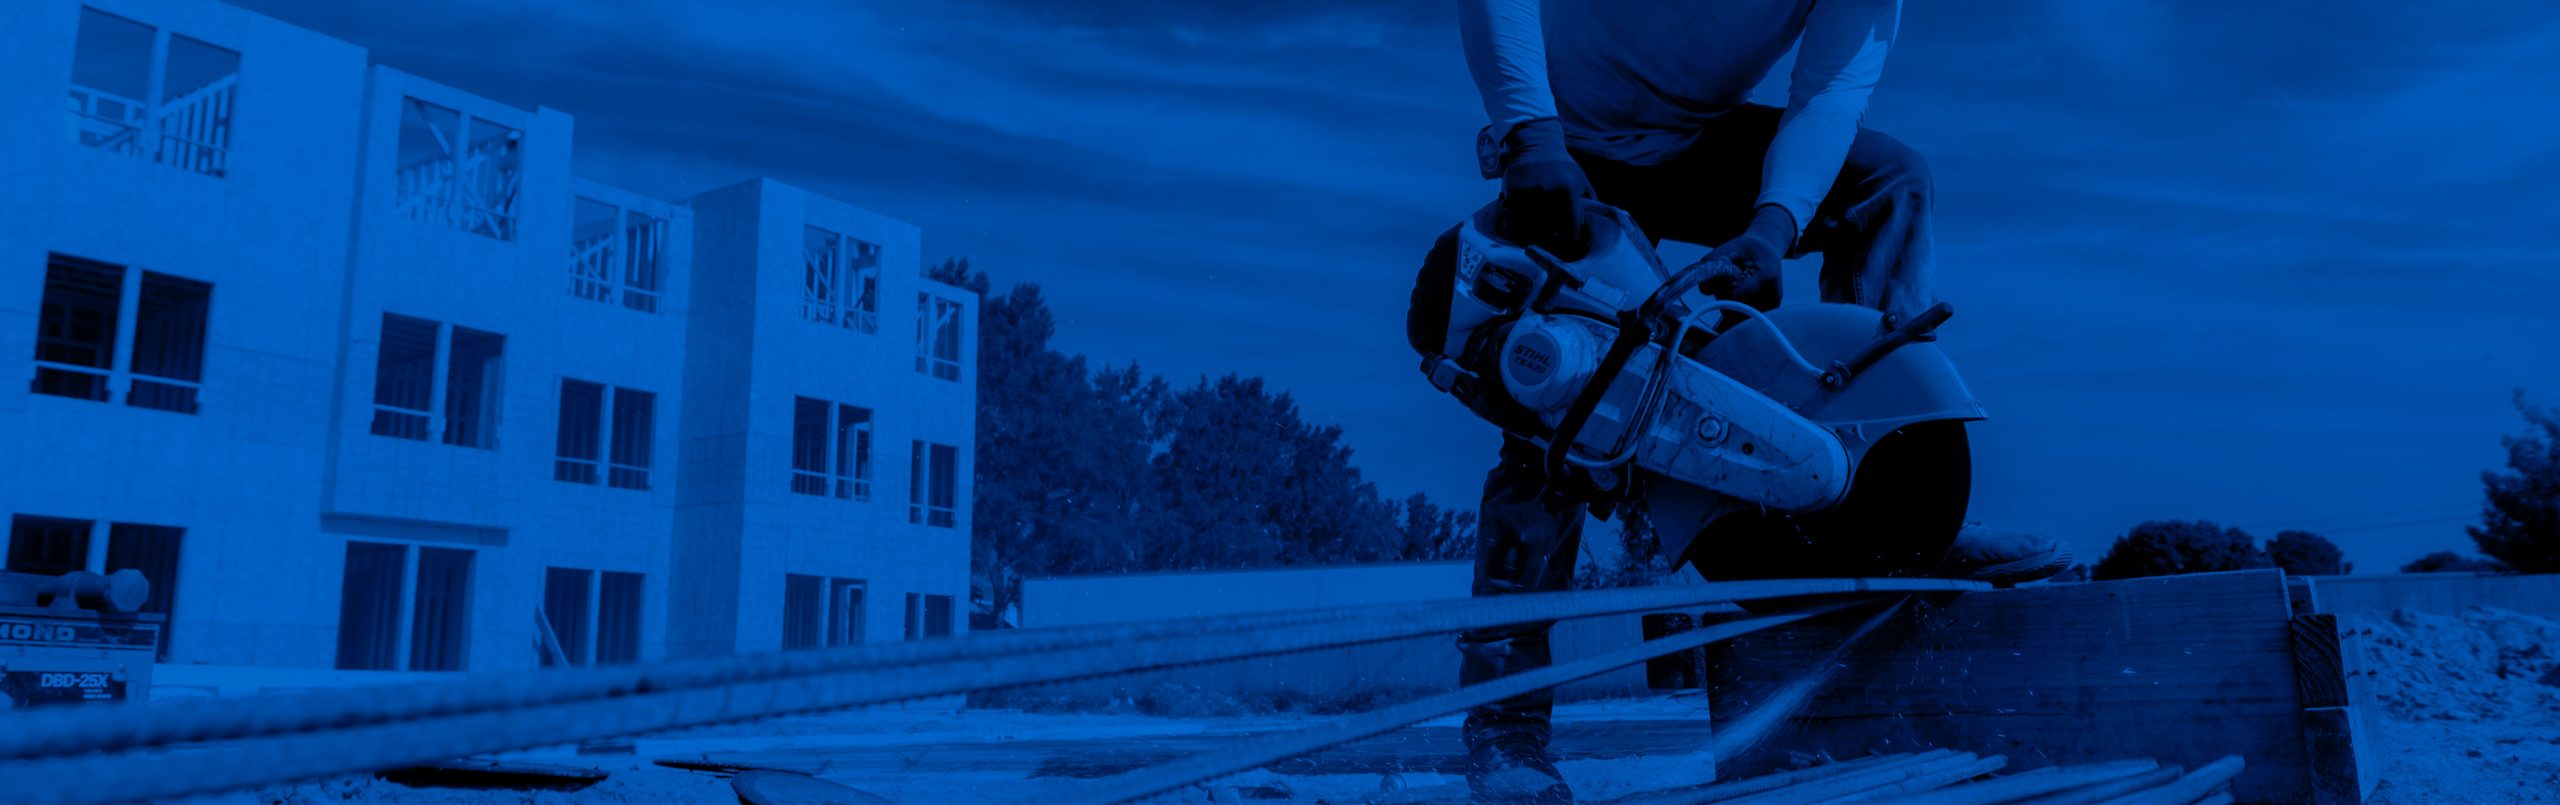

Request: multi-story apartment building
left=674, top=180, right=975, bottom=659
left=0, top=0, right=975, bottom=674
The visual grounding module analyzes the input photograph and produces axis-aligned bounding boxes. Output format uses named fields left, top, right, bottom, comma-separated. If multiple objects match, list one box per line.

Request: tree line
left=2067, top=392, right=2560, bottom=580
left=936, top=255, right=2560, bottom=610
left=929, top=260, right=1474, bottom=624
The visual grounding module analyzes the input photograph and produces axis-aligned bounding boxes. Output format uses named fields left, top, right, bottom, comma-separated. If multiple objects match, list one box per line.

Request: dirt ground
left=2356, top=606, right=2560, bottom=803
left=201, top=606, right=2560, bottom=804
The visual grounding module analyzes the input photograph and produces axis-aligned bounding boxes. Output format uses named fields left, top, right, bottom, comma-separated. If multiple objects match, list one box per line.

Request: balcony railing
left=568, top=198, right=666, bottom=312
left=909, top=503, right=957, bottom=528
left=915, top=294, right=963, bottom=381
left=397, top=153, right=520, bottom=241
left=66, top=74, right=236, bottom=178
left=395, top=101, right=522, bottom=242
left=803, top=235, right=841, bottom=326
left=803, top=229, right=881, bottom=334
left=569, top=234, right=616, bottom=304
left=33, top=361, right=205, bottom=414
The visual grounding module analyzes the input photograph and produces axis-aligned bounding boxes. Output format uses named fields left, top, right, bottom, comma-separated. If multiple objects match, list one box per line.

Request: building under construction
left=0, top=0, right=978, bottom=674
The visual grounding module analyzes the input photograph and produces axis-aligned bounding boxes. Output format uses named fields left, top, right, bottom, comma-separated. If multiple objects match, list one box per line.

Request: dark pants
left=1458, top=105, right=1937, bottom=752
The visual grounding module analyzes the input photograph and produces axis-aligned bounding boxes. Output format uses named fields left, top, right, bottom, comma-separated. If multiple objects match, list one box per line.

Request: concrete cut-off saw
left=1407, top=200, right=1984, bottom=580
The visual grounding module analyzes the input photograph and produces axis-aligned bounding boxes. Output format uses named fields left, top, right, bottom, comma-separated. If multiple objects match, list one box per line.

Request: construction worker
left=1453, top=1, right=2071, bottom=801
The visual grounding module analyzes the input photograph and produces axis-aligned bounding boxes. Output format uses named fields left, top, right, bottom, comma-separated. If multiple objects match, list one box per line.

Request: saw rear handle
left=1820, top=302, right=1955, bottom=391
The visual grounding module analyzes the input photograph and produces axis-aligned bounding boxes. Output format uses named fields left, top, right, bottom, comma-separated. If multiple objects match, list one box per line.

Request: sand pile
left=2356, top=605, right=2560, bottom=725
left=2352, top=605, right=2560, bottom=803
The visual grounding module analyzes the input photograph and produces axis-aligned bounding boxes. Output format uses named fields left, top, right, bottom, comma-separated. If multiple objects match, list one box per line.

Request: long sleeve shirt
left=1459, top=0, right=1901, bottom=238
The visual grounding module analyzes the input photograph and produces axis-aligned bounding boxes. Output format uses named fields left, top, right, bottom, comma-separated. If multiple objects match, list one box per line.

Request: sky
left=230, top=0, right=2560, bottom=573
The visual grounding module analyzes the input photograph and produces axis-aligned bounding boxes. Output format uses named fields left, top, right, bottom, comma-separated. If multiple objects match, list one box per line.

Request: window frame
left=368, top=313, right=504, bottom=449
left=908, top=440, right=959, bottom=528
left=6, top=516, right=185, bottom=661
left=800, top=225, right=883, bottom=334
left=541, top=566, right=644, bottom=667
left=596, top=570, right=643, bottom=664
left=782, top=573, right=866, bottom=650
left=790, top=396, right=874, bottom=501
left=31, top=254, right=212, bottom=414
left=568, top=196, right=666, bottom=313
left=553, top=378, right=655, bottom=491
left=392, top=96, right=522, bottom=241
left=903, top=592, right=955, bottom=640
left=66, top=7, right=241, bottom=178
left=333, top=540, right=474, bottom=672
left=439, top=326, right=504, bottom=449
left=6, top=514, right=96, bottom=578
left=606, top=387, right=656, bottom=490
left=539, top=566, right=590, bottom=667
left=552, top=379, right=604, bottom=484
left=103, top=523, right=183, bottom=661
left=914, top=293, right=963, bottom=382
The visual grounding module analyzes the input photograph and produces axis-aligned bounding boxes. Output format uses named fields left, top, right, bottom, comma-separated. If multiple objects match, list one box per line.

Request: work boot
left=1466, top=734, right=1573, bottom=804
left=1941, top=528, right=2072, bottom=586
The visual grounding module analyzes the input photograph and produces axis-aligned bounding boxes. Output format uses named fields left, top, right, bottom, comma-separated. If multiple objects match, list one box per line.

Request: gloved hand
left=1494, top=118, right=1592, bottom=254
left=1692, top=204, right=1797, bottom=311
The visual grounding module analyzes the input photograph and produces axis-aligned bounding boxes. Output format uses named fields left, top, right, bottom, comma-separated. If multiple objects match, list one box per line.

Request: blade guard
left=1650, top=302, right=1986, bottom=565
left=1702, top=303, right=1985, bottom=454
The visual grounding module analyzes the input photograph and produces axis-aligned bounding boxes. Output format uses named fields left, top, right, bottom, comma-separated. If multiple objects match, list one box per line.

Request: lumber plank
left=1722, top=753, right=1983, bottom=805
left=701, top=719, right=1716, bottom=779
left=1705, top=571, right=2308, bottom=803
left=2292, top=614, right=2377, bottom=803
left=1817, top=755, right=2007, bottom=804
left=731, top=770, right=897, bottom=805
left=1601, top=752, right=1926, bottom=805
left=2030, top=765, right=2183, bottom=805
left=375, top=758, right=606, bottom=791
left=2286, top=577, right=2320, bottom=616
left=2300, top=707, right=2372, bottom=805
left=2292, top=615, right=2349, bottom=709
left=1874, top=759, right=2157, bottom=805
left=2102, top=755, right=2243, bottom=805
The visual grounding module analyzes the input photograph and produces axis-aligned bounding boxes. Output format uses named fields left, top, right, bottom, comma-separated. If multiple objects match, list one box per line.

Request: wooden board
left=2300, top=707, right=2372, bottom=805
left=732, top=770, right=898, bottom=805
left=375, top=758, right=608, bottom=791
left=2292, top=614, right=2350, bottom=709
left=2291, top=614, right=2377, bottom=803
left=677, top=718, right=1712, bottom=780
left=1705, top=570, right=2314, bottom=802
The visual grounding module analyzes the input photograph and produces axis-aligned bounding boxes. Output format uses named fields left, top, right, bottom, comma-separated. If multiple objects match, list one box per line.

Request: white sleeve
left=1458, top=0, right=1557, bottom=141
left=1759, top=0, right=1900, bottom=238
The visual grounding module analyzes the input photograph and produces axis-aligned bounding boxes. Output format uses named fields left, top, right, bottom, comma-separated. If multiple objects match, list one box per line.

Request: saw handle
left=1820, top=302, right=1955, bottom=391
left=1541, top=306, right=1656, bottom=490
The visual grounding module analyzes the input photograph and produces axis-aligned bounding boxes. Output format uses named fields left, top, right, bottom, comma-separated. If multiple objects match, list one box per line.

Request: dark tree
left=1574, top=518, right=1669, bottom=589
left=2399, top=551, right=2509, bottom=574
left=950, top=270, right=1159, bottom=620
left=2469, top=393, right=2560, bottom=573
left=1398, top=494, right=1444, bottom=561
left=1148, top=376, right=1401, bottom=569
left=2266, top=530, right=2349, bottom=576
left=946, top=258, right=1470, bottom=619
left=1436, top=511, right=1479, bottom=561
left=2090, top=520, right=2270, bottom=581
left=927, top=257, right=991, bottom=295
left=1393, top=500, right=1477, bottom=562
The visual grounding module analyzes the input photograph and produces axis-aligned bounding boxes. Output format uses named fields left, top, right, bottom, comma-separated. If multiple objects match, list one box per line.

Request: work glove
left=1491, top=118, right=1593, bottom=255
left=1690, top=204, right=1796, bottom=311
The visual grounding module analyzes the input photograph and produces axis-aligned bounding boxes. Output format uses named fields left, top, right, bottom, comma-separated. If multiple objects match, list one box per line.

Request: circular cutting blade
left=1685, top=420, right=1972, bottom=581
